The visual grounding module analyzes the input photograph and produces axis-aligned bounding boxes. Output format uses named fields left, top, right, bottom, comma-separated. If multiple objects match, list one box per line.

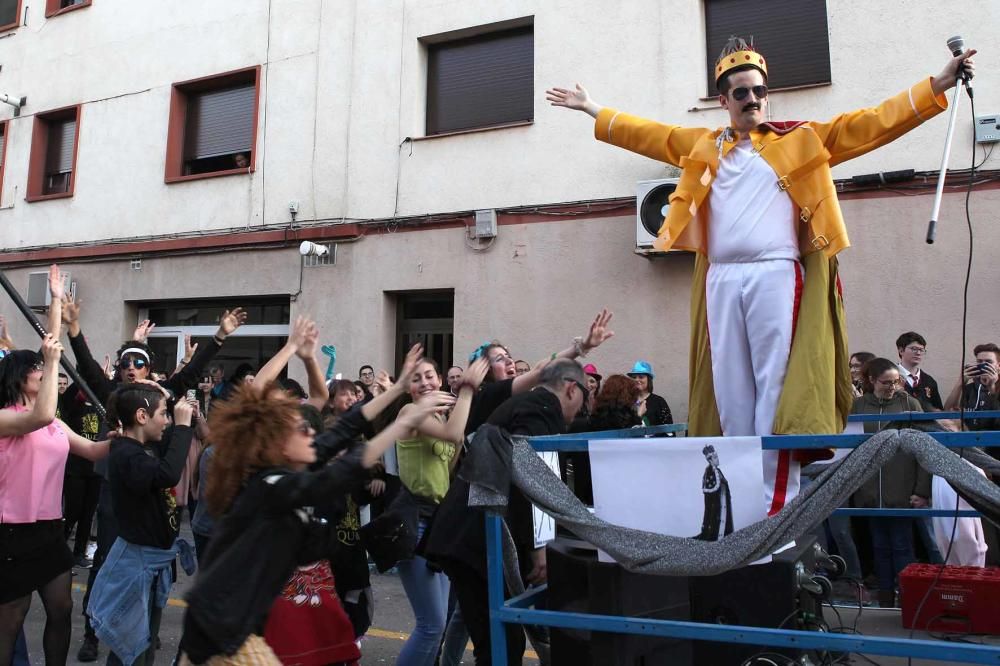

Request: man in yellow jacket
left=547, top=38, right=975, bottom=514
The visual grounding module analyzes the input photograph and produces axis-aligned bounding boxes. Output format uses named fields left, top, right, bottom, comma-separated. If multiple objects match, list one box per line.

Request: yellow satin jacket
left=595, top=77, right=947, bottom=258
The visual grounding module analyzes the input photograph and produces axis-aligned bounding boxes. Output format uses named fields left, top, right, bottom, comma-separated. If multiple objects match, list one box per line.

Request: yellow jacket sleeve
left=811, top=77, right=948, bottom=166
left=594, top=107, right=709, bottom=167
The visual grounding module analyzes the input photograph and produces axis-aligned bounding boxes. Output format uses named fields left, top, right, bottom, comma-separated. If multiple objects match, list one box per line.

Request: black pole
left=0, top=271, right=107, bottom=421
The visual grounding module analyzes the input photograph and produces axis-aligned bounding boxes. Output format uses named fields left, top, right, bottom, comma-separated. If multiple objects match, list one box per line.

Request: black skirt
left=0, top=519, right=74, bottom=603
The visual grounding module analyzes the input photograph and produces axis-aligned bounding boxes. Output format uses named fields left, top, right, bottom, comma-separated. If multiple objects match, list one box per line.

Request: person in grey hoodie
left=850, top=357, right=930, bottom=608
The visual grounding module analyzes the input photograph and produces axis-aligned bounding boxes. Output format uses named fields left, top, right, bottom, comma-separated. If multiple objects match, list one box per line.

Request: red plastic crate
left=900, top=564, right=1000, bottom=635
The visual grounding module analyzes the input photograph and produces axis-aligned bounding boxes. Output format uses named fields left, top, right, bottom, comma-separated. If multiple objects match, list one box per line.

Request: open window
left=26, top=105, right=81, bottom=202
left=0, top=0, right=22, bottom=33
left=164, top=66, right=261, bottom=183
left=45, top=0, right=91, bottom=18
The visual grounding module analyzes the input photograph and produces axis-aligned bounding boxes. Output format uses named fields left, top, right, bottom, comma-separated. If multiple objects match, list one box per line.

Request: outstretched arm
left=511, top=309, right=615, bottom=395
left=295, top=323, right=329, bottom=409
left=547, top=83, right=707, bottom=165
left=814, top=50, right=975, bottom=165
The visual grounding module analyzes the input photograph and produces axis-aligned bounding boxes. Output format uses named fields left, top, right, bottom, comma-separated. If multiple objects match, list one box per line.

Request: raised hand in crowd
left=255, top=315, right=315, bottom=391
left=0, top=314, right=12, bottom=351
left=583, top=308, right=615, bottom=352
left=456, top=357, right=490, bottom=394
left=132, top=319, right=156, bottom=343
left=372, top=369, right=392, bottom=396
left=183, top=334, right=198, bottom=362
left=294, top=318, right=330, bottom=408
left=61, top=293, right=82, bottom=337
left=46, top=264, right=65, bottom=339
left=215, top=307, right=248, bottom=341
left=511, top=308, right=615, bottom=395
left=173, top=395, right=195, bottom=427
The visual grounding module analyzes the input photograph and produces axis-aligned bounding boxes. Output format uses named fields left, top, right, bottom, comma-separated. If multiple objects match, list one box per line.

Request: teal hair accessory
left=468, top=341, right=491, bottom=364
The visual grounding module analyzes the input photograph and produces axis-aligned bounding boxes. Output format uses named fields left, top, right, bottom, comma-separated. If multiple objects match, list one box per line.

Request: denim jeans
left=396, top=521, right=451, bottom=666
left=825, top=513, right=863, bottom=580
left=12, top=627, right=29, bottom=666
left=915, top=516, right=945, bottom=564
left=440, top=604, right=470, bottom=666
left=802, top=475, right=863, bottom=580
left=869, top=518, right=915, bottom=591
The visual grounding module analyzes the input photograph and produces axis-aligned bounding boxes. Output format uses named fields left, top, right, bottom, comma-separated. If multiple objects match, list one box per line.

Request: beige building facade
left=0, top=0, right=997, bottom=421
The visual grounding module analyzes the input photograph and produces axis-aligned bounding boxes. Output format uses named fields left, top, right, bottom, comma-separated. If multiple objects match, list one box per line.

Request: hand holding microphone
left=942, top=36, right=976, bottom=98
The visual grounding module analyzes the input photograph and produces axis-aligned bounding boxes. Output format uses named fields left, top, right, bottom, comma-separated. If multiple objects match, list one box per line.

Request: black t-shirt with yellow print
left=59, top=386, right=104, bottom=476
left=107, top=426, right=193, bottom=549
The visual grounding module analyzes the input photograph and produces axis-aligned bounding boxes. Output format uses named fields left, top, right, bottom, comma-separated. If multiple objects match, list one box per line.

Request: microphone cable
left=906, top=71, right=979, bottom=666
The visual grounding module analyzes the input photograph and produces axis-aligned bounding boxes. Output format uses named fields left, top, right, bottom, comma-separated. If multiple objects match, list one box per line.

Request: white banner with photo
left=589, top=436, right=768, bottom=563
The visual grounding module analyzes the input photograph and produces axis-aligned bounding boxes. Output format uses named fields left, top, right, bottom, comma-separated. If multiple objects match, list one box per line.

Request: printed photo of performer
left=697, top=445, right=733, bottom=542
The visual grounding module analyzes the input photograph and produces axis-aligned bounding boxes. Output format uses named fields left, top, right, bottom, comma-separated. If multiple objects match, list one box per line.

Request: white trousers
left=706, top=259, right=803, bottom=515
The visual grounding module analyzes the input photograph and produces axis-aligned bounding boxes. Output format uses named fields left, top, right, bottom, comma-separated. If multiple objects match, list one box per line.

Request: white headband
left=119, top=347, right=150, bottom=362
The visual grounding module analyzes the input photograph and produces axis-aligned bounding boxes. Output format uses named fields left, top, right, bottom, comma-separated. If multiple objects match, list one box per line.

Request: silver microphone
left=946, top=35, right=973, bottom=97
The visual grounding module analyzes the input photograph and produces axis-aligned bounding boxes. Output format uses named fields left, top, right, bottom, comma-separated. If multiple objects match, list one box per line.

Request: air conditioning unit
left=26, top=271, right=74, bottom=311
left=636, top=178, right=678, bottom=252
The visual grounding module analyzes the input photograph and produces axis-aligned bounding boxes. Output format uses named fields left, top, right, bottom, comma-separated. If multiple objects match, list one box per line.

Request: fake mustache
left=742, top=102, right=761, bottom=112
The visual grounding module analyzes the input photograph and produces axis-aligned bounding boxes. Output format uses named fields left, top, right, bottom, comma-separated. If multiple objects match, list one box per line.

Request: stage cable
left=906, top=80, right=979, bottom=666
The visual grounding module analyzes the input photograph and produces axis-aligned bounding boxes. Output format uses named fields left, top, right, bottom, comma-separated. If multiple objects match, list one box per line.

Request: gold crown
left=714, top=37, right=767, bottom=85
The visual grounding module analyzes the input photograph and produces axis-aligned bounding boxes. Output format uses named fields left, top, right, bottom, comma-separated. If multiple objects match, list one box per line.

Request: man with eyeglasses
left=548, top=37, right=975, bottom=514
left=425, top=359, right=589, bottom=665
left=896, top=331, right=943, bottom=411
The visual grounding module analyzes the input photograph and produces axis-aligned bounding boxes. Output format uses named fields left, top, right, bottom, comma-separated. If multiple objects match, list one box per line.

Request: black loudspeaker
left=547, top=538, right=693, bottom=666
left=689, top=536, right=822, bottom=664
left=547, top=536, right=823, bottom=666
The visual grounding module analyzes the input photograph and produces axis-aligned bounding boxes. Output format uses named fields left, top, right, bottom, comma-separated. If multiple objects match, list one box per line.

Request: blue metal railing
left=486, top=420, right=1000, bottom=664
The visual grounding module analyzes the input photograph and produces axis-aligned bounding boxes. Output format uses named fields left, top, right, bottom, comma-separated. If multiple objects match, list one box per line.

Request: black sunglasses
left=730, top=85, right=768, bottom=101
left=119, top=357, right=148, bottom=370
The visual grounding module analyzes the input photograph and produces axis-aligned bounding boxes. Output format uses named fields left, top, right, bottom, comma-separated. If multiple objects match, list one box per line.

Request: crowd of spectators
left=1, top=268, right=998, bottom=665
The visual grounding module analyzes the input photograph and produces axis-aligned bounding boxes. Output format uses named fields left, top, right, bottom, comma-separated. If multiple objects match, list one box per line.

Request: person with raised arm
left=178, top=340, right=454, bottom=664
left=0, top=266, right=111, bottom=666
left=547, top=38, right=975, bottom=513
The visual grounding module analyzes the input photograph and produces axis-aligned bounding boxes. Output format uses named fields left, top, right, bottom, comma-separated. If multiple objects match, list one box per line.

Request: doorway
left=138, top=297, right=290, bottom=380
left=394, top=290, right=454, bottom=375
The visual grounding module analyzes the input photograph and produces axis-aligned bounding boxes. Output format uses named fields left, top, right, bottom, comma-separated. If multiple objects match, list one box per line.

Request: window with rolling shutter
left=165, top=66, right=260, bottom=181
left=426, top=26, right=533, bottom=135
left=45, top=119, right=76, bottom=175
left=184, top=85, right=255, bottom=161
left=704, top=0, right=830, bottom=94
left=27, top=105, right=80, bottom=200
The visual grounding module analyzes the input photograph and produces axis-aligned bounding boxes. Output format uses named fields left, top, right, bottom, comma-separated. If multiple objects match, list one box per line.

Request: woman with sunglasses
left=179, top=347, right=453, bottom=664
left=0, top=318, right=112, bottom=664
left=464, top=308, right=614, bottom=435
left=850, top=357, right=928, bottom=608
left=61, top=299, right=247, bottom=407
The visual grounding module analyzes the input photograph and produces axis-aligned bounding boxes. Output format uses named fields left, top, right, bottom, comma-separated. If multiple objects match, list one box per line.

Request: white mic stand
left=925, top=80, right=965, bottom=244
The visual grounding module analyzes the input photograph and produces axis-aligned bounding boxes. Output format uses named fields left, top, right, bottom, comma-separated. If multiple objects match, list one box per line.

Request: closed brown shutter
left=45, top=118, right=76, bottom=174
left=0, top=0, right=17, bottom=26
left=426, top=26, right=533, bottom=135
left=705, top=0, right=830, bottom=94
left=185, top=84, right=255, bottom=160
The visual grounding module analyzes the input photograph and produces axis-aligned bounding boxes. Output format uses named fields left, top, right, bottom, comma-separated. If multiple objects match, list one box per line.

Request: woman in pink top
left=0, top=267, right=110, bottom=666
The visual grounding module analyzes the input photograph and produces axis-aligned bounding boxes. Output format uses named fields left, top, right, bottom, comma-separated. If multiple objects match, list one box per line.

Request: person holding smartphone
left=944, top=343, right=1000, bottom=431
